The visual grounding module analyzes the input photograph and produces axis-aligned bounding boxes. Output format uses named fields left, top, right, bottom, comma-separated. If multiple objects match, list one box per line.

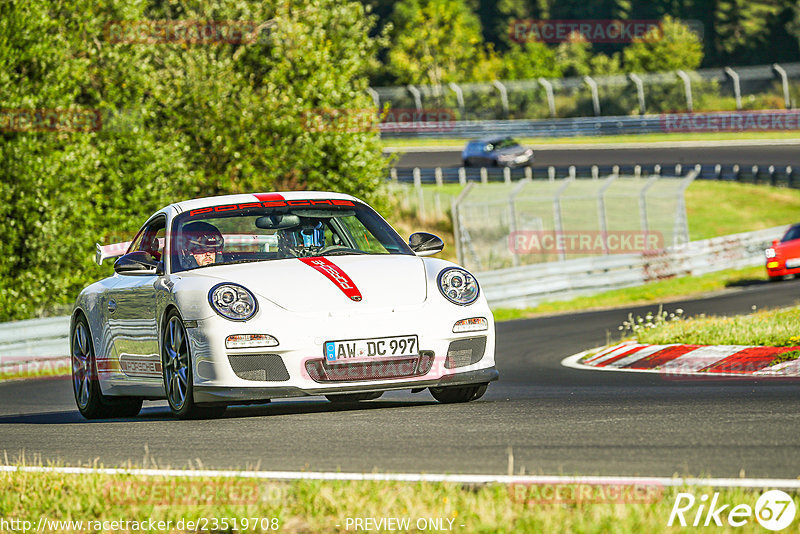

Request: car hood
left=181, top=254, right=428, bottom=312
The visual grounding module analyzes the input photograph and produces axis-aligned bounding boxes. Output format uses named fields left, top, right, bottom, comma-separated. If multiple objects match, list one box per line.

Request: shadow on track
left=0, top=399, right=438, bottom=424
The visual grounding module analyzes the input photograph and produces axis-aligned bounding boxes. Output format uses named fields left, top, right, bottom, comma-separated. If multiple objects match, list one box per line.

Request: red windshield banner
left=299, top=257, right=363, bottom=302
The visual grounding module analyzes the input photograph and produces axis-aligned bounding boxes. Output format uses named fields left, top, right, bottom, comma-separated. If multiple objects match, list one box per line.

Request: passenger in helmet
left=277, top=220, right=325, bottom=258
left=179, top=221, right=224, bottom=268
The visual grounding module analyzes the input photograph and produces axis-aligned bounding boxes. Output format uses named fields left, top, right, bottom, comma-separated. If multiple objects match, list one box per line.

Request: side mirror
left=114, top=251, right=159, bottom=275
left=409, top=232, right=444, bottom=257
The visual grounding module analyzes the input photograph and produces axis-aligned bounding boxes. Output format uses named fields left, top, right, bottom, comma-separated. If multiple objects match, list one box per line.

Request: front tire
left=71, top=315, right=142, bottom=419
left=429, top=384, right=488, bottom=404
left=326, top=392, right=383, bottom=403
left=162, top=311, right=226, bottom=419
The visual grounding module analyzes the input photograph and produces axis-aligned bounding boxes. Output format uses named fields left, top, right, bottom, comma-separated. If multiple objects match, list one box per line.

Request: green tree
left=386, top=0, right=499, bottom=85
left=501, top=40, right=561, bottom=79
left=623, top=15, right=703, bottom=72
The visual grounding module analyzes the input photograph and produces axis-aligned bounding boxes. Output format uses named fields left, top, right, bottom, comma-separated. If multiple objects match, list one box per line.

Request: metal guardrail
left=0, top=225, right=785, bottom=354
left=477, top=226, right=786, bottom=309
left=389, top=164, right=799, bottom=188
left=0, top=316, right=70, bottom=365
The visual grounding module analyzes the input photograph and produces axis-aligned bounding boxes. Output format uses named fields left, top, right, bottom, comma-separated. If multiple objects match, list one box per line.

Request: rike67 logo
left=669, top=490, right=797, bottom=530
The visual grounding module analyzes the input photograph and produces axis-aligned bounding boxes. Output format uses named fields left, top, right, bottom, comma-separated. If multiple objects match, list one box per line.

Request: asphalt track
left=393, top=143, right=800, bottom=168
left=2, top=277, right=799, bottom=478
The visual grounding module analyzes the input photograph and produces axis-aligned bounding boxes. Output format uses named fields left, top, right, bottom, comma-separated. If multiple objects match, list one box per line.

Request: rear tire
left=162, top=310, right=226, bottom=419
left=429, top=384, right=488, bottom=404
left=71, top=314, right=142, bottom=420
left=326, top=392, right=383, bottom=402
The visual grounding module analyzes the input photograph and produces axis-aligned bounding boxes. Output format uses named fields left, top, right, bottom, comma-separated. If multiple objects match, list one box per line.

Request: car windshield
left=492, top=138, right=518, bottom=150
left=170, top=199, right=413, bottom=272
left=781, top=225, right=800, bottom=242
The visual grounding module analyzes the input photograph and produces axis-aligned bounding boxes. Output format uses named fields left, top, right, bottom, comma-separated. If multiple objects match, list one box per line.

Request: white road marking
left=2, top=465, right=800, bottom=489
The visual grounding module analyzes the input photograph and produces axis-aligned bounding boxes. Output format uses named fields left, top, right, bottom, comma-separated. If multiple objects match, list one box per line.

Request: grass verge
left=1, top=468, right=798, bottom=533
left=626, top=305, right=800, bottom=347
left=382, top=130, right=800, bottom=149
left=491, top=265, right=770, bottom=323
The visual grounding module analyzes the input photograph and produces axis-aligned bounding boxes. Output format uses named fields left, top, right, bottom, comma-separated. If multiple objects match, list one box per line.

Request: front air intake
left=445, top=337, right=486, bottom=368
left=228, top=354, right=290, bottom=381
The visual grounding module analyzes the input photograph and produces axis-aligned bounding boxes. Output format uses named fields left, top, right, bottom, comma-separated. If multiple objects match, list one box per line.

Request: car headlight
left=209, top=283, right=258, bottom=321
left=765, top=248, right=776, bottom=259
left=438, top=268, right=479, bottom=306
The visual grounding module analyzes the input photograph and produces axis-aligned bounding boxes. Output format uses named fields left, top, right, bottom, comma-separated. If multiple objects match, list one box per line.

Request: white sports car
left=71, top=191, right=497, bottom=419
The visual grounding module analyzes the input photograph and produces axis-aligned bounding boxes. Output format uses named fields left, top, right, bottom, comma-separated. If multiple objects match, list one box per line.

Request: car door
left=105, top=215, right=166, bottom=387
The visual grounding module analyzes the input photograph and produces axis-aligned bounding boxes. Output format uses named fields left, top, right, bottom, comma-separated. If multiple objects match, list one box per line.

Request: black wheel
left=462, top=159, right=470, bottom=167
left=768, top=275, right=784, bottom=282
left=162, top=311, right=226, bottom=419
left=429, top=384, right=488, bottom=404
left=71, top=314, right=142, bottom=419
left=326, top=391, right=384, bottom=403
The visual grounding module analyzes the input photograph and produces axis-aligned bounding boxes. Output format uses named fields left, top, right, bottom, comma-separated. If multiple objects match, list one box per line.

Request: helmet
left=277, top=220, right=324, bottom=258
left=179, top=221, right=224, bottom=267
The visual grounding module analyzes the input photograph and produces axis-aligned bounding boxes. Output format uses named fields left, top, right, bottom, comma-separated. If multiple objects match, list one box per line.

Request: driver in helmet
left=179, top=221, right=224, bottom=268
left=277, top=220, right=325, bottom=258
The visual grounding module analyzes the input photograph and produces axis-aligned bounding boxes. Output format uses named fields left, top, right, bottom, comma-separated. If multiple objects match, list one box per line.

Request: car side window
left=132, top=217, right=167, bottom=262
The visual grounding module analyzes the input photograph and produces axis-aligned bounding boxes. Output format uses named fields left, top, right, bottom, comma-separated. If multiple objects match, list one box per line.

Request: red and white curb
left=562, top=342, right=800, bottom=378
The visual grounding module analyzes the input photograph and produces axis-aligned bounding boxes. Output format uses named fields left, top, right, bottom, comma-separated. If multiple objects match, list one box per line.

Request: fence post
left=676, top=70, right=693, bottom=112
left=552, top=176, right=575, bottom=261
left=452, top=182, right=475, bottom=269
left=769, top=165, right=777, bottom=186
left=654, top=164, right=661, bottom=176
left=733, top=164, right=741, bottom=182
left=508, top=179, right=529, bottom=267
left=503, top=166, right=511, bottom=184
left=390, top=167, right=398, bottom=182
left=524, top=166, right=532, bottom=180
left=674, top=163, right=682, bottom=176
left=407, top=84, right=422, bottom=111
left=480, top=167, right=488, bottom=184
left=752, top=165, right=760, bottom=184
left=548, top=166, right=556, bottom=182
left=367, top=87, right=380, bottom=112
left=639, top=175, right=659, bottom=236
left=592, top=165, right=599, bottom=180
left=538, top=78, right=556, bottom=118
left=673, top=169, right=698, bottom=246
left=448, top=82, right=465, bottom=118
left=714, top=164, right=722, bottom=180
left=611, top=165, right=619, bottom=178
left=458, top=167, right=467, bottom=186
left=634, top=165, right=641, bottom=179
left=772, top=64, right=791, bottom=109
left=435, top=167, right=443, bottom=187
left=569, top=165, right=576, bottom=179
left=628, top=73, right=646, bottom=115
left=788, top=166, right=795, bottom=188
left=598, top=173, right=618, bottom=254
left=413, top=167, right=422, bottom=189
left=584, top=75, right=601, bottom=116
left=723, top=67, right=742, bottom=110
left=493, top=80, right=510, bottom=118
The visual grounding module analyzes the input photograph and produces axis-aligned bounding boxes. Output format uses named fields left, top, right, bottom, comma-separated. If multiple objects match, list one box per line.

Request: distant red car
left=766, top=224, right=800, bottom=280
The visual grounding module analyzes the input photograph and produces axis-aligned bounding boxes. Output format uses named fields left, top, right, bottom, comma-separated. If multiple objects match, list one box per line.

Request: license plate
left=324, top=335, right=418, bottom=364
left=786, top=258, right=800, bottom=269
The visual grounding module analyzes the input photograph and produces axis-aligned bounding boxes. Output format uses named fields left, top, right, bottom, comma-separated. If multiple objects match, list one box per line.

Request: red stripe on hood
left=252, top=193, right=285, bottom=202
left=298, top=257, right=363, bottom=301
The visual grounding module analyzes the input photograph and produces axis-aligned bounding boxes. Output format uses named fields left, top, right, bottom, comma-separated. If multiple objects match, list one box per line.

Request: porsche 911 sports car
left=72, top=192, right=498, bottom=419
left=765, top=223, right=800, bottom=280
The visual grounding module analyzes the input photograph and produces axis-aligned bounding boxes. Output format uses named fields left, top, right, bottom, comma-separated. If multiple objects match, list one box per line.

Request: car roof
left=171, top=191, right=361, bottom=213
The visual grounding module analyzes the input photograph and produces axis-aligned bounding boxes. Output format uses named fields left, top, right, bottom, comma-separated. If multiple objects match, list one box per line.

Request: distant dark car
left=766, top=223, right=800, bottom=281
left=462, top=137, right=534, bottom=168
